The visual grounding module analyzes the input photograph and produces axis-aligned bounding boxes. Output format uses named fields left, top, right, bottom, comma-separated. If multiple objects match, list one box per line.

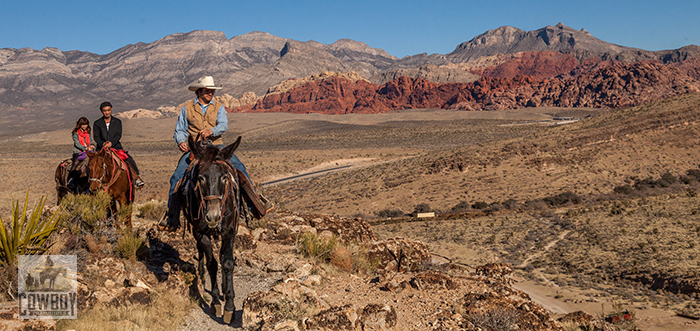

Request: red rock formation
left=470, top=51, right=579, bottom=79
left=229, top=57, right=700, bottom=114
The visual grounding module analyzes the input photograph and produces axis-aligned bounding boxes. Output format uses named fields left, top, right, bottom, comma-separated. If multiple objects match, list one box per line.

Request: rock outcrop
left=231, top=58, right=700, bottom=114
left=468, top=51, right=579, bottom=79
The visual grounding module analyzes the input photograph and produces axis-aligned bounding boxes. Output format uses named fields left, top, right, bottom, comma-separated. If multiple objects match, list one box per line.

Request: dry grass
left=57, top=284, right=196, bottom=331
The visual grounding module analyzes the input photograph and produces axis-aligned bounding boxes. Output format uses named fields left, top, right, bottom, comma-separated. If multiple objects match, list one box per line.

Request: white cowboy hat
left=188, top=76, right=223, bottom=91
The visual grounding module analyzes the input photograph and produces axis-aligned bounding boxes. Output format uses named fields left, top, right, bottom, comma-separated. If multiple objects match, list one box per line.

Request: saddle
left=175, top=159, right=268, bottom=219
left=62, top=158, right=89, bottom=186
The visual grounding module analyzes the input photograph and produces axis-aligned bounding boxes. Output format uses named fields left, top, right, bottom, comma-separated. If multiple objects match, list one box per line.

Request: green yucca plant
left=0, top=191, right=60, bottom=267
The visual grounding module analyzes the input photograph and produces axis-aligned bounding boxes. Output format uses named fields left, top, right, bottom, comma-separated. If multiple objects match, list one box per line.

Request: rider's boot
left=158, top=198, right=181, bottom=232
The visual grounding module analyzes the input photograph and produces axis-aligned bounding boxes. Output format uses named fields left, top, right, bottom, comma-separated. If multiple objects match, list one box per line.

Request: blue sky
left=2, top=0, right=699, bottom=58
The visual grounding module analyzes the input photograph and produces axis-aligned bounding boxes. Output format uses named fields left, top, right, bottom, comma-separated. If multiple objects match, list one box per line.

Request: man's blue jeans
left=167, top=149, right=249, bottom=208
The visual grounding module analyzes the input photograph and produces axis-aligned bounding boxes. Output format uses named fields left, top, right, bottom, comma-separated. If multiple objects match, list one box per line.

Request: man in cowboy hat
left=159, top=76, right=268, bottom=231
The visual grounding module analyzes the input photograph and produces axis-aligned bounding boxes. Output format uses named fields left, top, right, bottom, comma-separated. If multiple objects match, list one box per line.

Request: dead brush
left=136, top=200, right=166, bottom=220
left=56, top=283, right=197, bottom=331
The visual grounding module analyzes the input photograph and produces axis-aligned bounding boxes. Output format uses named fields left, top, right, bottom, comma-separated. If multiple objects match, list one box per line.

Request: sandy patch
left=513, top=279, right=700, bottom=331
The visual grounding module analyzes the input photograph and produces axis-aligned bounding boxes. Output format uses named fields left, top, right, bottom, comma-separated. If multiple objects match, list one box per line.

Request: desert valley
left=2, top=23, right=700, bottom=331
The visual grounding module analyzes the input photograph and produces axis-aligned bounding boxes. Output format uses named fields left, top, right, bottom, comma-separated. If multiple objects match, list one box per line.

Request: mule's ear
left=188, top=135, right=203, bottom=159
left=219, top=136, right=241, bottom=161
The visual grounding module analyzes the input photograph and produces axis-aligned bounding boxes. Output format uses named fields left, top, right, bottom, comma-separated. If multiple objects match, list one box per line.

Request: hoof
left=210, top=303, right=222, bottom=317
left=223, top=309, right=234, bottom=324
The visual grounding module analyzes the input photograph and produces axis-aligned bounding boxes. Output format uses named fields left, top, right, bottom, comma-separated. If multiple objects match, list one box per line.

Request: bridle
left=191, top=160, right=241, bottom=228
left=89, top=158, right=108, bottom=190
left=89, top=150, right=127, bottom=193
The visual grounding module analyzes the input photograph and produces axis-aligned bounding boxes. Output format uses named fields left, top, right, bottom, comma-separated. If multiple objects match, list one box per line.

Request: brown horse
left=87, top=147, right=136, bottom=227
left=55, top=158, right=90, bottom=203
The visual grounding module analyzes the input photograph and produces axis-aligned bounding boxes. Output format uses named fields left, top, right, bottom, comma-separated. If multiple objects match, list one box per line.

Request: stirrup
left=157, top=212, right=179, bottom=232
left=260, top=194, right=275, bottom=214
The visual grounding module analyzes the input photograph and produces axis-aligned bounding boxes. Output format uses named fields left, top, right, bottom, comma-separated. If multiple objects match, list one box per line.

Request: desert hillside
left=2, top=92, right=700, bottom=330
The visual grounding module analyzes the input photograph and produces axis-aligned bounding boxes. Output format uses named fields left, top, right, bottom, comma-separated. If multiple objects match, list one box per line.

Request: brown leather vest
left=184, top=100, right=224, bottom=145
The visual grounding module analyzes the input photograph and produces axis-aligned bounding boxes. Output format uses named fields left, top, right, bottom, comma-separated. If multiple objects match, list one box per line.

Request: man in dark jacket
left=93, top=101, right=145, bottom=188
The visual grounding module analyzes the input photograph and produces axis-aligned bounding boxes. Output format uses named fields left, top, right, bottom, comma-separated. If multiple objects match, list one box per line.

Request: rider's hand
left=104, top=141, right=112, bottom=149
left=178, top=142, right=189, bottom=152
left=199, top=129, right=213, bottom=139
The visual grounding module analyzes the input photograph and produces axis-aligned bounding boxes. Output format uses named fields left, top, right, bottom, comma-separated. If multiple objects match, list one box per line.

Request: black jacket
left=93, top=116, right=123, bottom=150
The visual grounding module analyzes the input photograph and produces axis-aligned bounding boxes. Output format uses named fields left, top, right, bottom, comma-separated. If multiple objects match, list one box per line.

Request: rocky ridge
left=228, top=58, right=700, bottom=114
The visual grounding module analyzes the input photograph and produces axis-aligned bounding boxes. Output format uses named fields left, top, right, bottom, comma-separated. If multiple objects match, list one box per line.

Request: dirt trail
left=517, top=230, right=571, bottom=269
left=261, top=157, right=412, bottom=186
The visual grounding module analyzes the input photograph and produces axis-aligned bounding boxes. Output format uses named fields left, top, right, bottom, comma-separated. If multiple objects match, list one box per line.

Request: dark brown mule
left=175, top=135, right=242, bottom=324
left=55, top=158, right=90, bottom=203
left=87, top=147, right=136, bottom=227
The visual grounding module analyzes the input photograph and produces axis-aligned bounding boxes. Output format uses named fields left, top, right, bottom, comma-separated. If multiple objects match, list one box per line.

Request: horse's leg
left=114, top=192, right=132, bottom=228
left=193, top=231, right=207, bottom=288
left=198, top=235, right=221, bottom=317
left=220, top=233, right=236, bottom=324
left=109, top=199, right=120, bottom=229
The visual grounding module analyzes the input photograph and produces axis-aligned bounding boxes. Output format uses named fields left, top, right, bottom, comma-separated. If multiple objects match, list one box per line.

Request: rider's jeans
left=167, top=149, right=249, bottom=208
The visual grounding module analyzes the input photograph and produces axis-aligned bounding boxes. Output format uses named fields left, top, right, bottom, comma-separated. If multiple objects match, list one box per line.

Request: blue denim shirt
left=173, top=98, right=228, bottom=145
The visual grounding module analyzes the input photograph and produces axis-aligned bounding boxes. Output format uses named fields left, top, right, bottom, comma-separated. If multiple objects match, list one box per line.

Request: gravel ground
left=177, top=269, right=281, bottom=330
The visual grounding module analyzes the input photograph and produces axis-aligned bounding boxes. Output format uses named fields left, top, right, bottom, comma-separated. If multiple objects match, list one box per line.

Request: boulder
left=242, top=279, right=329, bottom=330
left=236, top=225, right=258, bottom=250
left=358, top=304, right=397, bottom=331
left=303, top=304, right=359, bottom=331
left=367, top=238, right=432, bottom=274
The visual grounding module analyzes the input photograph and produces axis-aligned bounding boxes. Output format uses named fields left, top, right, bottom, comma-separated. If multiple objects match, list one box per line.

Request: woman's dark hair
left=71, top=117, right=91, bottom=135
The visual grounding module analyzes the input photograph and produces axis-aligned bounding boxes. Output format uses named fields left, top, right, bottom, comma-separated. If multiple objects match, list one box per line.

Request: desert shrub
left=56, top=191, right=112, bottom=230
left=614, top=184, right=634, bottom=195
left=0, top=192, right=60, bottom=267
left=376, top=209, right=404, bottom=218
left=330, top=246, right=352, bottom=271
left=523, top=199, right=548, bottom=210
left=471, top=201, right=488, bottom=210
left=488, top=202, right=503, bottom=212
left=687, top=169, right=700, bottom=181
left=412, top=203, right=431, bottom=215
left=274, top=295, right=315, bottom=322
left=137, top=200, right=166, bottom=220
left=502, top=199, right=519, bottom=210
left=116, top=204, right=133, bottom=226
left=248, top=216, right=269, bottom=230
left=114, top=230, right=146, bottom=259
left=452, top=201, right=471, bottom=212
left=0, top=262, right=17, bottom=302
left=633, top=176, right=657, bottom=190
left=656, top=171, right=677, bottom=187
left=467, top=309, right=521, bottom=331
left=297, top=232, right=338, bottom=262
left=543, top=191, right=581, bottom=207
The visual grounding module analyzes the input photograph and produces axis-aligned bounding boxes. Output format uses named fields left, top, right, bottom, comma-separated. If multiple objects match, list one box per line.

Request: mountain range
left=1, top=22, right=699, bottom=136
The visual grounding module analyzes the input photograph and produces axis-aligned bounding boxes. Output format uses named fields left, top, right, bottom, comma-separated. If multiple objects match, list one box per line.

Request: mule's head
left=189, top=135, right=241, bottom=229
left=86, top=148, right=107, bottom=192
